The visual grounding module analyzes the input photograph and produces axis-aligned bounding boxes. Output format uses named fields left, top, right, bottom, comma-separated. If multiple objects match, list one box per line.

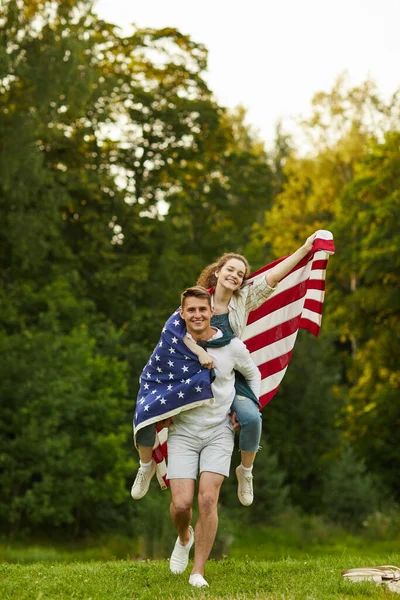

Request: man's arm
left=233, top=341, right=261, bottom=399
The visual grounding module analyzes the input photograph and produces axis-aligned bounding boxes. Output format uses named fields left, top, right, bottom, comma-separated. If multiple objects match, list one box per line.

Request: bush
left=321, top=445, right=388, bottom=529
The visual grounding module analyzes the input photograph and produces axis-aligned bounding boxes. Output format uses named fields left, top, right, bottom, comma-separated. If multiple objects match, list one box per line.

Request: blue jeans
left=231, top=394, right=262, bottom=452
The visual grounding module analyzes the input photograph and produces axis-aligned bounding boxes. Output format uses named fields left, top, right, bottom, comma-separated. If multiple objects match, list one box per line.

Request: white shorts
left=167, top=422, right=235, bottom=480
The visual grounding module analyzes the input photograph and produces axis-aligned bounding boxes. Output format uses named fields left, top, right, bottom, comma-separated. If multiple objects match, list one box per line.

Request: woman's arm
left=265, top=232, right=317, bottom=287
left=183, top=335, right=215, bottom=369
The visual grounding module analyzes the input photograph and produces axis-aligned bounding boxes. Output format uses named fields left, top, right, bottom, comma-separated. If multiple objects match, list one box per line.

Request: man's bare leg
left=170, top=479, right=195, bottom=544
left=191, top=471, right=224, bottom=576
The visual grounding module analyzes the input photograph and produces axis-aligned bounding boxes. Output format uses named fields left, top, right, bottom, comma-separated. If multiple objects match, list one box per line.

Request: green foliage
left=0, top=311, right=132, bottom=535
left=321, top=446, right=387, bottom=529
left=0, top=0, right=278, bottom=539
left=331, top=132, right=400, bottom=499
left=263, top=331, right=343, bottom=512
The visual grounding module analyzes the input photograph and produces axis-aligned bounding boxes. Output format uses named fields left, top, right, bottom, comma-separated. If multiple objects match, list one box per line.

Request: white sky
left=94, top=0, right=400, bottom=149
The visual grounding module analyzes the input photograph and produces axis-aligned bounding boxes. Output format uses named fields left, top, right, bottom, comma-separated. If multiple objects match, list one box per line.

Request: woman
left=132, top=232, right=317, bottom=505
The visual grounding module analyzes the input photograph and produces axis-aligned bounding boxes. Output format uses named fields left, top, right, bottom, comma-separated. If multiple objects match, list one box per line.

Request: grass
left=228, top=521, right=400, bottom=560
left=2, top=521, right=400, bottom=599
left=1, top=555, right=400, bottom=599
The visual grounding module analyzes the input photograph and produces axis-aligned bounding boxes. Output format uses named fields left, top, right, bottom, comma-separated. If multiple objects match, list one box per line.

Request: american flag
left=133, top=230, right=335, bottom=489
left=134, top=313, right=214, bottom=433
left=242, top=230, right=335, bottom=407
left=133, top=311, right=217, bottom=489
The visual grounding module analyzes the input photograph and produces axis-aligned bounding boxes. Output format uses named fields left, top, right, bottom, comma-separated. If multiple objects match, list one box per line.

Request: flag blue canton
left=134, top=310, right=213, bottom=432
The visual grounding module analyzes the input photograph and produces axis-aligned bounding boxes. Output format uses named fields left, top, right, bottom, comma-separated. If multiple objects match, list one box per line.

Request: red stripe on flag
left=299, top=317, right=320, bottom=337
left=311, top=259, right=328, bottom=271
left=259, top=386, right=280, bottom=407
left=247, top=281, right=308, bottom=325
left=307, top=279, right=325, bottom=291
left=314, top=239, right=335, bottom=253
left=258, top=349, right=294, bottom=378
left=153, top=446, right=164, bottom=462
left=304, top=298, right=323, bottom=315
left=245, top=315, right=302, bottom=352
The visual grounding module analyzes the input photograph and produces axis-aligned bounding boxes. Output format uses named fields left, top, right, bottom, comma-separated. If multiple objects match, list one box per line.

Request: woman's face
left=215, top=258, right=246, bottom=292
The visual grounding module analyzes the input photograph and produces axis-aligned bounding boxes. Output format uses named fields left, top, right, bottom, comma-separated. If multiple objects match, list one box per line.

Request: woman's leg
left=136, top=424, right=156, bottom=462
left=131, top=425, right=157, bottom=499
left=231, top=395, right=262, bottom=506
left=231, top=394, right=262, bottom=460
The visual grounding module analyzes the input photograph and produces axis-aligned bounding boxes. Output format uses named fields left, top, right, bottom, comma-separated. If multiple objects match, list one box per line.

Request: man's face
left=180, top=296, right=213, bottom=337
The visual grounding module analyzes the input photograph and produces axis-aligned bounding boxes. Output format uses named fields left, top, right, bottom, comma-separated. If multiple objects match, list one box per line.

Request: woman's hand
left=303, top=231, right=318, bottom=252
left=197, top=348, right=215, bottom=369
left=230, top=411, right=241, bottom=430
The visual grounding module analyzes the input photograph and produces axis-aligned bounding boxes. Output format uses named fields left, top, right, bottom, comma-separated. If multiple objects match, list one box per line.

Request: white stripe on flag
left=242, top=297, right=307, bottom=342
left=260, top=366, right=289, bottom=394
left=249, top=332, right=298, bottom=367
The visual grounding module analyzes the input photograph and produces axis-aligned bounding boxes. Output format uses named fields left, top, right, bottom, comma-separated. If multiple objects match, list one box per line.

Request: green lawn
left=1, top=555, right=400, bottom=599
left=2, top=525, right=400, bottom=599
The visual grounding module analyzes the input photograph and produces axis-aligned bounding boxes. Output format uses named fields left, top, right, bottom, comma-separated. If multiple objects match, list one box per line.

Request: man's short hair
left=180, top=286, right=212, bottom=308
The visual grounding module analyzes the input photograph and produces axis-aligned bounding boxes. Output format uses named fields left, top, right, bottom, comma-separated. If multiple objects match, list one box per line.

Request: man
left=165, top=286, right=260, bottom=588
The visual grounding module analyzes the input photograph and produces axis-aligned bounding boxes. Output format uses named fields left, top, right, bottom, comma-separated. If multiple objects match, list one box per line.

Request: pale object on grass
left=342, top=565, right=400, bottom=593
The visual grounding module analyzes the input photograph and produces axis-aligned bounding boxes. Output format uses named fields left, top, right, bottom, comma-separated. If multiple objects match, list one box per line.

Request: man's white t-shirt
left=172, top=328, right=260, bottom=435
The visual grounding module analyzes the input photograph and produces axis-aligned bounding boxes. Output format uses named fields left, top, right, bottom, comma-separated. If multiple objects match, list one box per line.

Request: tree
left=322, top=446, right=383, bottom=529
left=0, top=0, right=279, bottom=536
left=333, top=132, right=400, bottom=499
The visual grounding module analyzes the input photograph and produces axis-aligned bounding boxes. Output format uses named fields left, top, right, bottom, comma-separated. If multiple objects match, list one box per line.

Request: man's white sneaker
left=169, top=526, right=194, bottom=574
left=189, top=573, right=209, bottom=588
left=235, top=465, right=254, bottom=506
left=130, top=462, right=156, bottom=500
